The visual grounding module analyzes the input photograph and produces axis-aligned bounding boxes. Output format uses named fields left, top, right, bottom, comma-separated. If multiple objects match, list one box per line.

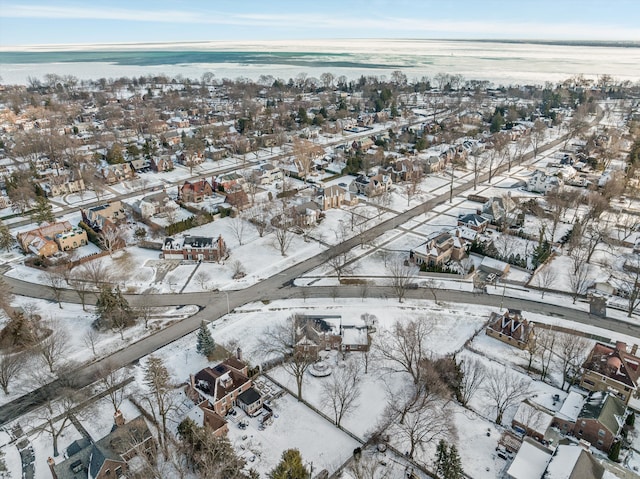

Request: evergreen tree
left=30, top=196, right=55, bottom=225
left=609, top=440, right=621, bottom=462
left=434, top=439, right=449, bottom=478
left=95, top=286, right=135, bottom=335
left=446, top=444, right=464, bottom=479
left=0, top=220, right=14, bottom=252
left=269, top=449, right=308, bottom=479
left=627, top=411, right=636, bottom=427
left=196, top=321, right=216, bottom=357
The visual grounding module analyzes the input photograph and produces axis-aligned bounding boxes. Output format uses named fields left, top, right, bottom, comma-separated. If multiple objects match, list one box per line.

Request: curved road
left=1, top=112, right=619, bottom=425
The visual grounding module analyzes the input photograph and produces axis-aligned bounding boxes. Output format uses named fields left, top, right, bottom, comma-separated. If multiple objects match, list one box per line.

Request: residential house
left=162, top=235, right=227, bottom=262
left=511, top=399, right=555, bottom=442
left=409, top=227, right=474, bottom=267
left=544, top=444, right=605, bottom=479
left=482, top=195, right=518, bottom=226
left=17, top=221, right=87, bottom=257
left=45, top=174, right=86, bottom=197
left=128, top=158, right=150, bottom=173
left=291, top=201, right=321, bottom=227
left=316, top=185, right=358, bottom=210
left=252, top=163, right=283, bottom=185
left=506, top=437, right=552, bottom=479
left=204, top=146, right=227, bottom=161
left=423, top=155, right=445, bottom=174
left=486, top=309, right=534, bottom=350
left=214, top=172, right=245, bottom=192
left=573, top=391, right=626, bottom=452
left=49, top=412, right=154, bottom=479
left=552, top=391, right=586, bottom=436
left=179, top=151, right=204, bottom=168
left=457, top=213, right=489, bottom=232
left=179, top=179, right=214, bottom=203
left=100, top=163, right=135, bottom=185
left=149, top=155, right=174, bottom=172
left=351, top=137, right=374, bottom=151
left=186, top=355, right=263, bottom=432
left=294, top=315, right=371, bottom=359
left=527, top=169, right=563, bottom=194
left=384, top=159, right=422, bottom=183
left=130, top=190, right=177, bottom=219
left=81, top=201, right=126, bottom=233
left=224, top=184, right=250, bottom=210
left=580, top=341, right=640, bottom=404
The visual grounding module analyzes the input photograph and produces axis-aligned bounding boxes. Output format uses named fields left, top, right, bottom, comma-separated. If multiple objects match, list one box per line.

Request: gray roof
left=579, top=392, right=626, bottom=435
left=238, top=387, right=262, bottom=406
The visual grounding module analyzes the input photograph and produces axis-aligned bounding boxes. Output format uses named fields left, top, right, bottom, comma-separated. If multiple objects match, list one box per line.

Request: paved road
left=0, top=111, right=609, bottom=425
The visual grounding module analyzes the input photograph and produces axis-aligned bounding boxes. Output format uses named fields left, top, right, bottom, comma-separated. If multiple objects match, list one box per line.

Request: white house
left=527, top=169, right=563, bottom=194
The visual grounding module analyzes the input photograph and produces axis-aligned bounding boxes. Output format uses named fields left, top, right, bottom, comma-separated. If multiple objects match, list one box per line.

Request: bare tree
left=247, top=203, right=270, bottom=237
left=100, top=227, right=125, bottom=256
left=534, top=266, right=558, bottom=299
left=32, top=379, right=82, bottom=457
left=81, top=258, right=113, bottom=288
left=142, top=355, right=177, bottom=455
left=259, top=314, right=315, bottom=400
left=536, top=328, right=558, bottom=381
left=97, top=362, right=130, bottom=413
left=424, top=278, right=442, bottom=303
left=457, top=357, right=486, bottom=407
left=327, top=250, right=354, bottom=281
left=292, top=138, right=323, bottom=183
left=41, top=270, right=65, bottom=309
left=483, top=369, right=531, bottom=425
left=348, top=454, right=392, bottom=479
left=38, top=327, right=69, bottom=373
left=556, top=333, right=591, bottom=391
left=0, top=351, right=26, bottom=394
left=530, top=120, right=547, bottom=158
left=194, top=270, right=211, bottom=289
left=621, top=259, right=640, bottom=317
left=231, top=260, right=245, bottom=279
left=83, top=329, right=99, bottom=356
left=387, top=258, right=417, bottom=303
left=568, top=262, right=591, bottom=304
left=469, top=148, right=486, bottom=191
left=321, top=360, right=361, bottom=427
left=272, top=202, right=294, bottom=256
left=228, top=214, right=247, bottom=246
left=373, top=318, right=432, bottom=384
left=69, top=271, right=92, bottom=311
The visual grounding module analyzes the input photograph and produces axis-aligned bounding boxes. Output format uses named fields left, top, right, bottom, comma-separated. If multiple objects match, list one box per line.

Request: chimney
left=616, top=341, right=628, bottom=353
left=114, top=409, right=125, bottom=427
left=578, top=439, right=591, bottom=451
left=236, top=347, right=243, bottom=361
left=632, top=344, right=638, bottom=356
left=48, top=457, right=58, bottom=479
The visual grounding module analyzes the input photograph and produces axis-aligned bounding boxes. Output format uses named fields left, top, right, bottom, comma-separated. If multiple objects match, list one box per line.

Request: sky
left=0, top=0, right=639, bottom=47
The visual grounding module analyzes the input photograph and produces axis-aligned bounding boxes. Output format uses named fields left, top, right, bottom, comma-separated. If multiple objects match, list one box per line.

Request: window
left=577, top=430, right=583, bottom=436
left=598, top=429, right=606, bottom=437
left=581, top=421, right=586, bottom=427
left=597, top=440, right=604, bottom=447
left=115, top=467, right=123, bottom=477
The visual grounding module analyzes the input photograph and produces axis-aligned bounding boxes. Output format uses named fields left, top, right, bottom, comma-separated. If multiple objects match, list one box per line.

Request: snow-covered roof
left=507, top=439, right=552, bottom=479
left=555, top=392, right=585, bottom=422
left=544, top=445, right=582, bottom=479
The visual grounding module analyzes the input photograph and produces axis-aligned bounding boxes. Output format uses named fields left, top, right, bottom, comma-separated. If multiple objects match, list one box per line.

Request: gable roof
left=583, top=342, right=640, bottom=389
left=578, top=392, right=626, bottom=435
left=545, top=445, right=604, bottom=479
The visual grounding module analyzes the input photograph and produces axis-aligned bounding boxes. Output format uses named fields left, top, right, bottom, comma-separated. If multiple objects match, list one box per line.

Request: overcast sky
left=1, top=0, right=639, bottom=46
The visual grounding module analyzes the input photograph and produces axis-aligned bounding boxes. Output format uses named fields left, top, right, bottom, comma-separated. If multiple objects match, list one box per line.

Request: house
left=580, top=341, right=640, bottom=404
left=409, top=228, right=472, bottom=267
left=573, top=391, right=626, bottom=452
left=130, top=190, right=177, bottom=219
left=457, top=213, right=489, bottom=232
left=45, top=174, right=86, bottom=197
left=291, top=202, right=321, bottom=227
left=162, top=235, right=227, bottom=262
left=149, top=155, right=174, bottom=172
left=527, top=169, right=563, bottom=194
left=384, top=159, right=422, bottom=183
left=128, top=158, right=150, bottom=173
left=482, top=195, right=517, bottom=225
left=81, top=201, right=126, bottom=233
left=294, top=315, right=371, bottom=359
left=179, top=179, right=213, bottom=203
left=423, top=155, right=445, bottom=174
left=316, top=185, right=358, bottom=210
left=224, top=185, right=250, bottom=210
left=186, top=355, right=262, bottom=433
left=204, top=146, right=227, bottom=161
left=100, top=163, right=135, bottom=185
left=49, top=412, right=154, bottom=479
left=367, top=174, right=392, bottom=196
left=486, top=309, right=534, bottom=350
left=552, top=391, right=586, bottom=435
left=506, top=437, right=552, bottom=479
left=512, top=400, right=555, bottom=442
left=17, top=221, right=87, bottom=257
left=544, top=444, right=605, bottom=479
left=252, top=163, right=283, bottom=185
left=214, top=172, right=245, bottom=192
left=179, top=151, right=204, bottom=168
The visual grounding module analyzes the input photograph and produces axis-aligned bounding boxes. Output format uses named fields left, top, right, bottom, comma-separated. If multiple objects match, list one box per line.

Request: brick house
left=162, top=235, right=227, bottom=262
left=179, top=179, right=214, bottom=203
left=294, top=315, right=370, bottom=359
left=149, top=155, right=174, bottom=172
left=49, top=412, right=154, bottom=479
left=486, top=309, right=534, bottom=350
left=100, top=163, right=135, bottom=185
left=409, top=227, right=475, bottom=267
left=580, top=341, right=639, bottom=404
left=18, top=221, right=87, bottom=257
left=81, top=201, right=126, bottom=233
left=573, top=391, right=626, bottom=452
left=186, top=356, right=263, bottom=434
left=316, top=185, right=358, bottom=210
left=457, top=213, right=489, bottom=232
